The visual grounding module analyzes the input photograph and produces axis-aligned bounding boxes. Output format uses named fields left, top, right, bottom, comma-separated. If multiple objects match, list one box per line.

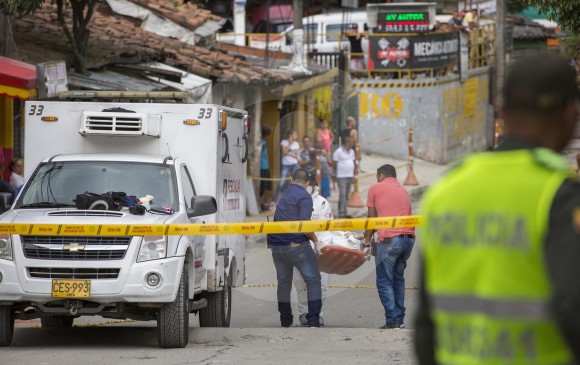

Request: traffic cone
left=403, top=128, right=420, bottom=186
left=403, top=164, right=419, bottom=186
left=348, top=176, right=365, bottom=208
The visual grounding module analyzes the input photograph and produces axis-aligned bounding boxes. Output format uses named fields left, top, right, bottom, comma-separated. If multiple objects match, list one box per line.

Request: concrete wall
left=356, top=69, right=493, bottom=164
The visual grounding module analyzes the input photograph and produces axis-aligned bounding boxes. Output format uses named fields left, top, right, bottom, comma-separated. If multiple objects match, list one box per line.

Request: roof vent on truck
left=80, top=111, right=161, bottom=137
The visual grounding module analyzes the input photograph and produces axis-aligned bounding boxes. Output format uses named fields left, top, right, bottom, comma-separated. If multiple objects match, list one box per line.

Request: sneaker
left=399, top=323, right=405, bottom=329
left=281, top=320, right=293, bottom=328
left=300, top=314, right=324, bottom=327
left=379, top=322, right=400, bottom=329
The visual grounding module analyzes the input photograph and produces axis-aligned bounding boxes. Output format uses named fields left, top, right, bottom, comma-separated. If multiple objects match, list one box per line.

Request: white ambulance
left=0, top=92, right=249, bottom=348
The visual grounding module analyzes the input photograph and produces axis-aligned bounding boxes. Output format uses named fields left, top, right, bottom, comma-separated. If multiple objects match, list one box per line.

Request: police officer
left=415, top=54, right=580, bottom=364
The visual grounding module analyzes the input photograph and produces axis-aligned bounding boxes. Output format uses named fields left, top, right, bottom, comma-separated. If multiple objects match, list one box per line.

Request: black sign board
left=368, top=32, right=460, bottom=70
left=376, top=11, right=430, bottom=33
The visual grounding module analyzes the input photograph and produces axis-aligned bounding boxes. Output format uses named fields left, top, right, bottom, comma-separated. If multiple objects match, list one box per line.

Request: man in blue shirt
left=268, top=169, right=322, bottom=328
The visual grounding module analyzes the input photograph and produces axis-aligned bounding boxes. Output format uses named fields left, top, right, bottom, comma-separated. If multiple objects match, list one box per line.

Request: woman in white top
left=332, top=136, right=356, bottom=218
left=273, top=130, right=300, bottom=202
left=9, top=158, right=24, bottom=193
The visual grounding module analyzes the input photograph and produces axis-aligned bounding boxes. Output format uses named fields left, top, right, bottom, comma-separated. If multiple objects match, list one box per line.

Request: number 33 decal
left=198, top=108, right=212, bottom=119
left=28, top=105, right=44, bottom=116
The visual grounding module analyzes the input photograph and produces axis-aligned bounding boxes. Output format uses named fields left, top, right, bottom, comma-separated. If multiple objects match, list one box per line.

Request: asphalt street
left=2, top=235, right=422, bottom=364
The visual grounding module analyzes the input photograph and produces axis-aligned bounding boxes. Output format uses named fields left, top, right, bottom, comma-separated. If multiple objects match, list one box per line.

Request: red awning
left=0, top=56, right=37, bottom=89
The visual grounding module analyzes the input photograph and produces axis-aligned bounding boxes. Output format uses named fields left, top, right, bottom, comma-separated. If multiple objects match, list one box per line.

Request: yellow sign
left=0, top=216, right=423, bottom=236
left=360, top=91, right=403, bottom=119
left=313, top=86, right=332, bottom=122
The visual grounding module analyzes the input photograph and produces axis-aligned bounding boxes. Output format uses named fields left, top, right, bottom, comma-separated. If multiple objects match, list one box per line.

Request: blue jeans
left=375, top=234, right=415, bottom=326
left=271, top=243, right=322, bottom=326
left=273, top=163, right=298, bottom=202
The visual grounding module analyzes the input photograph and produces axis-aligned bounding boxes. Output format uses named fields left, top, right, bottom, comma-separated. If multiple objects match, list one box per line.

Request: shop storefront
left=0, top=56, right=37, bottom=179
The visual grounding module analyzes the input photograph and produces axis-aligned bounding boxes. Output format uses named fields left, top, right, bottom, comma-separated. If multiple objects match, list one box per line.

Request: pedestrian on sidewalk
left=259, top=125, right=274, bottom=211
left=273, top=130, right=300, bottom=203
left=363, top=164, right=414, bottom=329
left=333, top=136, right=356, bottom=218
left=315, top=136, right=332, bottom=198
left=317, top=119, right=334, bottom=156
left=268, top=169, right=322, bottom=328
left=293, top=175, right=333, bottom=326
left=299, top=135, right=315, bottom=171
left=341, top=116, right=358, bottom=145
left=415, top=54, right=580, bottom=364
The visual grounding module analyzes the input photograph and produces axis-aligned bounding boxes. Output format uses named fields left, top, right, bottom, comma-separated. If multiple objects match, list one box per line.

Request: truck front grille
left=21, top=236, right=131, bottom=260
left=27, top=267, right=120, bottom=279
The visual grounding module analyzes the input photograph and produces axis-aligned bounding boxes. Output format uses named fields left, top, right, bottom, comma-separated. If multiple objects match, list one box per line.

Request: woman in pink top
left=317, top=120, right=334, bottom=155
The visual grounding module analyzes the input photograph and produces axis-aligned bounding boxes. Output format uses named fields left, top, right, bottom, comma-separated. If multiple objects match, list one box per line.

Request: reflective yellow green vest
left=421, top=148, right=575, bottom=365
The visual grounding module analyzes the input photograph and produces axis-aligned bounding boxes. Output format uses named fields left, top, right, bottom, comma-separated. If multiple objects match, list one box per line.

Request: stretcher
left=318, top=245, right=367, bottom=275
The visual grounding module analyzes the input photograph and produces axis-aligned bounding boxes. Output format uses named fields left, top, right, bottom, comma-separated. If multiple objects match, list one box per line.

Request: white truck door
left=179, top=164, right=205, bottom=290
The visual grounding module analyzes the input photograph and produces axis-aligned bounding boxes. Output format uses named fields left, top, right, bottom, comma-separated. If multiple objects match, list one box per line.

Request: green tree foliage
left=0, top=0, right=43, bottom=17
left=527, top=0, right=580, bottom=34
left=1, top=0, right=105, bottom=74
left=0, top=0, right=44, bottom=16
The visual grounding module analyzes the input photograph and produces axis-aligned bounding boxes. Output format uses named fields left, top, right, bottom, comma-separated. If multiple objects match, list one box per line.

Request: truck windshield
left=18, top=161, right=176, bottom=210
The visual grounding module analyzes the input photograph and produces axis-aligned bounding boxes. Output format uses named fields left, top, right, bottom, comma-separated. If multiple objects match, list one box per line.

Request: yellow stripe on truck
left=0, top=216, right=423, bottom=236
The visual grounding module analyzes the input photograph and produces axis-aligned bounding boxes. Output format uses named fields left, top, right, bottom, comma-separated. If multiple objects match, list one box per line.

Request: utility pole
left=494, top=0, right=506, bottom=148
left=495, top=0, right=506, bottom=111
left=285, top=0, right=309, bottom=73
left=233, top=0, right=246, bottom=46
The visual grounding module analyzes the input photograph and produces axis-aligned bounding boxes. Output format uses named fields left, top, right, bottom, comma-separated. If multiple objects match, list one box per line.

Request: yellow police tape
left=241, top=284, right=419, bottom=290
left=0, top=216, right=423, bottom=236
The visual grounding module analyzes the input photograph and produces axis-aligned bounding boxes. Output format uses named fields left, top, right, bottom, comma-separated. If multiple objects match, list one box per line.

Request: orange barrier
left=403, top=128, right=420, bottom=186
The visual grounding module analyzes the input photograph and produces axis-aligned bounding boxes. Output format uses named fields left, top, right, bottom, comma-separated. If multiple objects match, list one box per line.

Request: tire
left=0, top=306, right=14, bottom=346
left=157, top=267, right=189, bottom=348
left=199, top=269, right=232, bottom=327
left=41, top=316, right=74, bottom=328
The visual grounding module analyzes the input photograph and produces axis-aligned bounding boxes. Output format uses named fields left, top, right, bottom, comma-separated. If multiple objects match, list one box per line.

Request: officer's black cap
left=503, top=54, right=578, bottom=112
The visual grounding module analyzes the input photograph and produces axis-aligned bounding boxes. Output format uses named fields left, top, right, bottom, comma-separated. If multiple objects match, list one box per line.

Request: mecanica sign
left=368, top=32, right=460, bottom=70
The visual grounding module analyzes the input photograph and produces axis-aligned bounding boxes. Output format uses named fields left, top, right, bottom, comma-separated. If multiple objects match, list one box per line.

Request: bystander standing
left=273, top=130, right=300, bottom=203
left=333, top=136, right=356, bottom=218
left=9, top=158, right=24, bottom=193
left=317, top=120, right=334, bottom=156
left=315, top=137, right=332, bottom=198
left=259, top=126, right=274, bottom=211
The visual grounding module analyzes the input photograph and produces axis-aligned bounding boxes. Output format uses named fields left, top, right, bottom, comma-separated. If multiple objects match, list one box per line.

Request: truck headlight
left=0, top=235, right=13, bottom=261
left=137, top=236, right=167, bottom=262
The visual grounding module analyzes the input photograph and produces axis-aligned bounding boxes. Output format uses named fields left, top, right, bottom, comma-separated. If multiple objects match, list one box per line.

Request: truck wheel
left=0, top=306, right=14, bottom=346
left=41, top=316, right=74, bottom=328
left=199, top=269, right=232, bottom=327
left=157, top=267, right=189, bottom=348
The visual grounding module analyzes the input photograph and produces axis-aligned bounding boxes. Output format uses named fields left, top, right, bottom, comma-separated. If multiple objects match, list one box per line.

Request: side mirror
left=187, top=195, right=217, bottom=218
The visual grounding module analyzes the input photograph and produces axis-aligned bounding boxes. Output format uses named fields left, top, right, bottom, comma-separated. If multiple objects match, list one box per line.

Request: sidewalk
left=248, top=139, right=580, bottom=223
left=247, top=152, right=450, bottom=221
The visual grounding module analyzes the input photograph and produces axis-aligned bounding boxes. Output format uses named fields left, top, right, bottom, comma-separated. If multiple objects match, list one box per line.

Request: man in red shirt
left=363, top=164, right=415, bottom=329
